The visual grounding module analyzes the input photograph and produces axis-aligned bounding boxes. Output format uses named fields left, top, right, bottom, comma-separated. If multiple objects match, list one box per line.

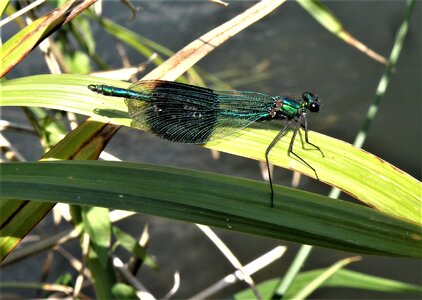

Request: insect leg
left=265, top=121, right=292, bottom=207
left=289, top=115, right=320, bottom=180
left=303, top=113, right=324, bottom=158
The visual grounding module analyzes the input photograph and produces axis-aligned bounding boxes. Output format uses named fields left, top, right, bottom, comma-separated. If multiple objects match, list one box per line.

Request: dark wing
left=125, top=81, right=275, bottom=144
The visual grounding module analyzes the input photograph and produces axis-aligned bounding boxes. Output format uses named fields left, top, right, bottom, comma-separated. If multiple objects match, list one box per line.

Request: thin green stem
left=273, top=245, right=312, bottom=298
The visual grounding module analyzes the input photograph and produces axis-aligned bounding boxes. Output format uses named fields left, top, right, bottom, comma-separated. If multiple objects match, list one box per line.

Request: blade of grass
left=0, top=1, right=12, bottom=23
left=291, top=256, right=361, bottom=300
left=297, top=0, right=388, bottom=64
left=0, top=120, right=119, bottom=262
left=1, top=0, right=96, bottom=77
left=1, top=160, right=421, bottom=257
left=143, top=0, right=286, bottom=80
left=234, top=268, right=422, bottom=299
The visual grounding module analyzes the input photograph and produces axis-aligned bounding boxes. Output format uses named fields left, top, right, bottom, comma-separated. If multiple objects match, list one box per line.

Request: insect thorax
left=269, top=96, right=301, bottom=119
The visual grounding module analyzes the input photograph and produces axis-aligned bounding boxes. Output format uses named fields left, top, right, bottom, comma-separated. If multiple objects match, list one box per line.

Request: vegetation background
left=1, top=1, right=420, bottom=299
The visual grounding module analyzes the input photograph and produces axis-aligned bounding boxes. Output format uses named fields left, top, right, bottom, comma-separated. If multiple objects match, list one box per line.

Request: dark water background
left=2, top=1, right=421, bottom=298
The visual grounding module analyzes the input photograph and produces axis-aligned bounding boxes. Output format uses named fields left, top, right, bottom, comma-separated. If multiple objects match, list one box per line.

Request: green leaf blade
left=1, top=161, right=421, bottom=257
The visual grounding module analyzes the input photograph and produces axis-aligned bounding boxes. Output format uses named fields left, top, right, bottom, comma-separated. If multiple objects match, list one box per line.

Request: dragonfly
left=88, top=80, right=323, bottom=207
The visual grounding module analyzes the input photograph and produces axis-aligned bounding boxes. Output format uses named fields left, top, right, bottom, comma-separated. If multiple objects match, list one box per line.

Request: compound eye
left=309, top=102, right=319, bottom=113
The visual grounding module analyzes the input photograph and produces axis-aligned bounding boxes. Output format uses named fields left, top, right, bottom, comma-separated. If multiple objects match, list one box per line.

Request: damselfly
left=88, top=80, right=323, bottom=207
